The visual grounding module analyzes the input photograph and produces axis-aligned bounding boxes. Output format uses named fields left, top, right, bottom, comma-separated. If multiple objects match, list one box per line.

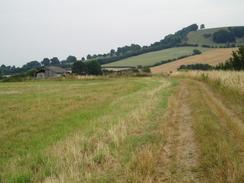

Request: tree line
left=213, top=27, right=244, bottom=44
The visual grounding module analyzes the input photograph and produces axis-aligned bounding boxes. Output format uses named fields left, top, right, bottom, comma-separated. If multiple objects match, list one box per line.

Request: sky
left=0, top=0, right=243, bottom=66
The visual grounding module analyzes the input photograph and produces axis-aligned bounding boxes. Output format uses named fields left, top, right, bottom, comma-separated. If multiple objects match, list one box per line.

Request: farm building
left=36, top=66, right=70, bottom=79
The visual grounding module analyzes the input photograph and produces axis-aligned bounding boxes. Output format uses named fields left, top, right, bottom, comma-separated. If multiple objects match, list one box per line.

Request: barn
left=36, top=66, right=70, bottom=79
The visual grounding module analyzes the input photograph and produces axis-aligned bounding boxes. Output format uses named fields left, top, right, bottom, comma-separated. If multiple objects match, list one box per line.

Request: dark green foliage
left=178, top=64, right=213, bottom=71
left=2, top=69, right=38, bottom=82
left=215, top=47, right=244, bottom=70
left=50, top=57, right=60, bottom=66
left=203, top=34, right=211, bottom=38
left=193, top=49, right=202, bottom=55
left=72, top=61, right=87, bottom=75
left=141, top=67, right=151, bottom=73
left=213, top=30, right=236, bottom=43
left=86, top=61, right=102, bottom=75
left=22, top=61, right=41, bottom=71
left=41, top=58, right=50, bottom=66
left=200, top=24, right=205, bottom=30
left=72, top=60, right=102, bottom=75
left=202, top=45, right=211, bottom=48
left=66, top=56, right=77, bottom=64
left=228, top=27, right=244, bottom=38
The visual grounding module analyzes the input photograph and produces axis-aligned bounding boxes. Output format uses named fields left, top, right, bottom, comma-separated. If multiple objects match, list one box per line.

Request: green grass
left=103, top=47, right=209, bottom=67
left=187, top=26, right=244, bottom=46
left=0, top=77, right=177, bottom=182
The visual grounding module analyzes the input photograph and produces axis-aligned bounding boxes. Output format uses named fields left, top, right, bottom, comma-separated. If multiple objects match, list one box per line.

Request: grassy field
left=103, top=47, right=209, bottom=67
left=151, top=48, right=236, bottom=74
left=0, top=77, right=177, bottom=182
left=186, top=27, right=244, bottom=46
left=0, top=74, right=244, bottom=182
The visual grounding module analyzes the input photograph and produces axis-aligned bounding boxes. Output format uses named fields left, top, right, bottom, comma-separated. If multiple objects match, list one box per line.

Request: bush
left=215, top=47, right=244, bottom=71
left=178, top=64, right=213, bottom=71
left=141, top=67, right=151, bottom=73
left=193, top=49, right=202, bottom=55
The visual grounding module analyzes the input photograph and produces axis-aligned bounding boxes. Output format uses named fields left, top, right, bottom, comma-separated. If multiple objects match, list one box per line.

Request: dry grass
left=173, top=71, right=244, bottom=94
left=151, top=48, right=236, bottom=74
left=41, top=79, right=173, bottom=183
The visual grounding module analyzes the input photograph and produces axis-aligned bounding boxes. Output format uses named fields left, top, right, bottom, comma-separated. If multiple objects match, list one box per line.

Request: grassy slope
left=103, top=47, right=209, bottom=67
left=0, top=78, right=177, bottom=182
left=187, top=26, right=244, bottom=46
left=151, top=48, right=236, bottom=73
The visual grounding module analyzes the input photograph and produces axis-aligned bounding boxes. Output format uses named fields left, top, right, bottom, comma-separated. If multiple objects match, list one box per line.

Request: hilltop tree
left=87, top=54, right=92, bottom=60
left=66, top=56, right=77, bottom=64
left=50, top=57, right=60, bottom=66
left=110, top=49, right=115, bottom=56
left=41, top=58, right=50, bottom=66
left=200, top=24, right=205, bottom=30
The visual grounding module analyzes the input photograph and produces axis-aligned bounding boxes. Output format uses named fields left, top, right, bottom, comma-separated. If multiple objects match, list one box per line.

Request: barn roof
left=45, top=66, right=68, bottom=74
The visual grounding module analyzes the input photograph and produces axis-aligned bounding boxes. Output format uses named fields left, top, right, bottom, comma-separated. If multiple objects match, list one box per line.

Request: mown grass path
left=158, top=79, right=244, bottom=182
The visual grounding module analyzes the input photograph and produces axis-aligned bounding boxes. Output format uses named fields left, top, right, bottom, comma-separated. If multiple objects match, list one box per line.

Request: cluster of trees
left=213, top=27, right=244, bottom=43
left=215, top=47, right=244, bottom=70
left=0, top=56, right=78, bottom=76
left=178, top=47, right=244, bottom=71
left=72, top=60, right=102, bottom=75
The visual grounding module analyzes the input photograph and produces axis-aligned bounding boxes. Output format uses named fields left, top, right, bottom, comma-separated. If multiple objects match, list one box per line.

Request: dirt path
left=157, top=79, right=244, bottom=182
left=157, top=82, right=199, bottom=182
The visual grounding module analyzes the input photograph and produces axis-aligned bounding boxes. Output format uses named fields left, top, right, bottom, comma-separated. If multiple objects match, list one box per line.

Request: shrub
left=193, top=49, right=202, bottom=55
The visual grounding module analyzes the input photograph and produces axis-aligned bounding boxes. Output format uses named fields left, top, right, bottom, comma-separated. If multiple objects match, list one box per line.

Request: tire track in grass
left=158, top=82, right=199, bottom=182
left=185, top=79, right=244, bottom=182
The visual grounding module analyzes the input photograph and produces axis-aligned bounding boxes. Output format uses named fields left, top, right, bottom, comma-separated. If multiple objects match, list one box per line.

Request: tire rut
left=157, top=82, right=199, bottom=182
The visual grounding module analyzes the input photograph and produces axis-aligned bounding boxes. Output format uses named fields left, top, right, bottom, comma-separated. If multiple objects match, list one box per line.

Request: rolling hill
left=186, top=26, right=244, bottom=46
left=150, top=48, right=236, bottom=74
left=103, top=47, right=209, bottom=67
left=101, top=26, right=244, bottom=68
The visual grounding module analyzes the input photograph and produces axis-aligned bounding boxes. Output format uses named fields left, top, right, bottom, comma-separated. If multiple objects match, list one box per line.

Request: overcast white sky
left=0, top=0, right=243, bottom=66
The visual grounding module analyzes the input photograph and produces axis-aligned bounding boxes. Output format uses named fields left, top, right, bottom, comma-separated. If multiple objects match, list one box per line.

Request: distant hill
left=103, top=47, right=209, bottom=67
left=102, top=26, right=244, bottom=68
left=186, top=26, right=244, bottom=46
